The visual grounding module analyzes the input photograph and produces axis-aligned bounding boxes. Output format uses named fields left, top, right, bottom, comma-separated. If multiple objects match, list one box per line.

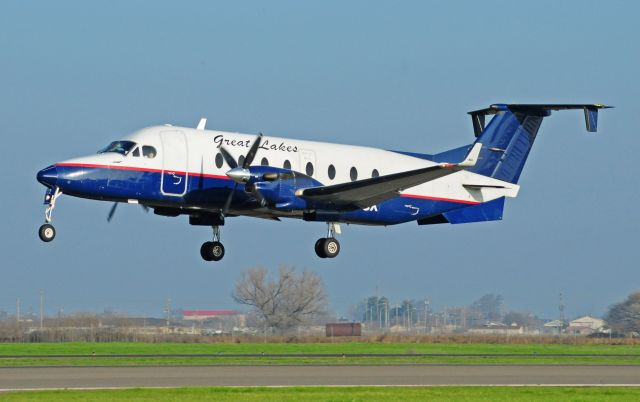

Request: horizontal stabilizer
left=468, top=104, right=612, bottom=136
left=460, top=172, right=520, bottom=201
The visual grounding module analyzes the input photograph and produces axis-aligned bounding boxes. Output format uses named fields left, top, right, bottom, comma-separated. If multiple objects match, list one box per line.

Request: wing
left=296, top=143, right=482, bottom=209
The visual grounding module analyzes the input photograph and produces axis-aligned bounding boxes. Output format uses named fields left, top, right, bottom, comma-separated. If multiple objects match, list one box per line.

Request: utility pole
left=462, top=307, right=467, bottom=330
left=424, top=299, right=428, bottom=333
left=385, top=299, right=389, bottom=329
left=164, top=298, right=171, bottom=327
left=375, top=286, right=379, bottom=329
left=559, top=292, right=566, bottom=335
left=39, top=290, right=44, bottom=329
left=16, top=298, right=20, bottom=323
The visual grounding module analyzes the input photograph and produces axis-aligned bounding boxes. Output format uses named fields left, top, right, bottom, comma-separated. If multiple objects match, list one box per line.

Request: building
left=326, top=322, right=361, bottom=337
left=567, top=315, right=606, bottom=335
left=543, top=319, right=565, bottom=334
left=182, top=310, right=246, bottom=328
left=467, top=322, right=525, bottom=336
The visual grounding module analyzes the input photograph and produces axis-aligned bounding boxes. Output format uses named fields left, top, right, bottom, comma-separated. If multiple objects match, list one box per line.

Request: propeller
left=219, top=133, right=266, bottom=216
left=107, top=202, right=118, bottom=222
left=107, top=202, right=149, bottom=222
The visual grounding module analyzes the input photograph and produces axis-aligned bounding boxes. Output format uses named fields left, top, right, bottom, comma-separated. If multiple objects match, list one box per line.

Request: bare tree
left=232, top=266, right=327, bottom=333
left=469, top=294, right=503, bottom=323
left=606, top=292, right=640, bottom=335
left=503, top=310, right=540, bottom=328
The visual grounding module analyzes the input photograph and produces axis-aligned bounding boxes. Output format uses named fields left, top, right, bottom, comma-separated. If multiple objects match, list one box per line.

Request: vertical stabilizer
left=464, top=104, right=611, bottom=184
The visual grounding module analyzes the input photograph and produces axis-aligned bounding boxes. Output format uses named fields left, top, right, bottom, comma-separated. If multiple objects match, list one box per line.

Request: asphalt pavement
left=2, top=365, right=640, bottom=390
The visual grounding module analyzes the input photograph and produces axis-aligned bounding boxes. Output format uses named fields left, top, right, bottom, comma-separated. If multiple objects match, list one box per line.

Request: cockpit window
left=98, top=141, right=137, bottom=156
left=142, top=146, right=157, bottom=158
left=132, top=147, right=140, bottom=157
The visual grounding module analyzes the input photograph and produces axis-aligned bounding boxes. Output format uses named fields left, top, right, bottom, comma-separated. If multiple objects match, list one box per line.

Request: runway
left=2, top=365, right=640, bottom=390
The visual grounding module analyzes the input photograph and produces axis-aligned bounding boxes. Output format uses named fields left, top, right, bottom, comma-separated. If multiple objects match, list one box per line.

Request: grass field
left=1, top=342, right=639, bottom=366
left=2, top=386, right=640, bottom=401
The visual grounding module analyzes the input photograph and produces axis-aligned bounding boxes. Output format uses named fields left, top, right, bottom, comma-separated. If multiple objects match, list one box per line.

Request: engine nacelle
left=249, top=166, right=322, bottom=211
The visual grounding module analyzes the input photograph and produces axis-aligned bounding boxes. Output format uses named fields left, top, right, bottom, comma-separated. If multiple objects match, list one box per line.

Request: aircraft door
left=160, top=131, right=188, bottom=196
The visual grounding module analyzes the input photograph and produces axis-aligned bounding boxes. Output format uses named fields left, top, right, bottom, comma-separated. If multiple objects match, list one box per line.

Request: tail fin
left=462, top=104, right=611, bottom=184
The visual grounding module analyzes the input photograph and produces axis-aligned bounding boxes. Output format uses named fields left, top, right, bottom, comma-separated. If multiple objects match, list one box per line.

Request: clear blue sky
left=1, top=1, right=638, bottom=320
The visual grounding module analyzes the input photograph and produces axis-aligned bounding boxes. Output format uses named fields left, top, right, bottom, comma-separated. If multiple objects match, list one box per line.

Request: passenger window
left=306, top=162, right=314, bottom=176
left=142, top=146, right=157, bottom=158
left=283, top=160, right=291, bottom=170
left=215, top=153, right=224, bottom=168
left=372, top=169, right=379, bottom=178
left=132, top=147, right=140, bottom=157
left=261, top=157, right=269, bottom=166
left=328, top=164, right=336, bottom=180
left=350, top=167, right=358, bottom=181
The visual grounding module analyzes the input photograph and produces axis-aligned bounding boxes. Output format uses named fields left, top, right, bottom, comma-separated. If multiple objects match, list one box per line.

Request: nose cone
left=37, top=165, right=58, bottom=188
left=226, top=167, right=252, bottom=183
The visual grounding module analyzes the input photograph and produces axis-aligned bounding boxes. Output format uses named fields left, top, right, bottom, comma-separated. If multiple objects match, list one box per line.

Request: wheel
left=210, top=241, right=225, bottom=261
left=315, top=238, right=327, bottom=258
left=39, top=224, right=56, bottom=242
left=200, top=241, right=214, bottom=261
left=322, top=237, right=340, bottom=258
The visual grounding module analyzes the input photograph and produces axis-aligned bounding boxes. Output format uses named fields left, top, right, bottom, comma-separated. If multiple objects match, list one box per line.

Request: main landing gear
left=200, top=225, right=225, bottom=262
left=39, top=187, right=62, bottom=242
left=315, top=222, right=341, bottom=259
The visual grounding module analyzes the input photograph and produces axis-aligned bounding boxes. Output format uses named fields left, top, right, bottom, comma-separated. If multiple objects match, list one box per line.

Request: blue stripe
left=54, top=165, right=481, bottom=225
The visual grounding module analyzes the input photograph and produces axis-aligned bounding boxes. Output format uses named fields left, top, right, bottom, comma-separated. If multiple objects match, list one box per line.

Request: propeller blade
left=244, top=183, right=267, bottom=207
left=107, top=202, right=118, bottom=222
left=252, top=188, right=267, bottom=207
left=242, top=133, right=263, bottom=169
left=219, top=146, right=238, bottom=169
left=222, top=183, right=238, bottom=216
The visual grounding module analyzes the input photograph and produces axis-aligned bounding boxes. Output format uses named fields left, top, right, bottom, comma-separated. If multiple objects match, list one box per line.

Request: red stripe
left=401, top=193, right=480, bottom=205
left=56, top=163, right=230, bottom=180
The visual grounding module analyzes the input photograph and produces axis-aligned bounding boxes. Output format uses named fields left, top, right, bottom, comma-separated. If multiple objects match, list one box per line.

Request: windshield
left=98, top=141, right=137, bottom=156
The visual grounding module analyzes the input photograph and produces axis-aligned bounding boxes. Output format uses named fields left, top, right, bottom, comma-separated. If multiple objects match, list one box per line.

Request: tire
left=315, top=238, right=327, bottom=258
left=39, top=224, right=56, bottom=242
left=210, top=241, right=225, bottom=261
left=200, top=241, right=214, bottom=261
left=322, top=237, right=340, bottom=258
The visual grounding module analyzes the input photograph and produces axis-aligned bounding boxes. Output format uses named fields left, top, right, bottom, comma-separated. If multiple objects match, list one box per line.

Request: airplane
left=36, top=103, right=610, bottom=261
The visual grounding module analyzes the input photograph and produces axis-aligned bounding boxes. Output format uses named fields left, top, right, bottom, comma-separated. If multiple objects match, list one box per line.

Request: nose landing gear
left=39, top=224, right=56, bottom=242
left=39, top=187, right=61, bottom=242
left=315, top=222, right=341, bottom=258
left=200, top=225, right=225, bottom=262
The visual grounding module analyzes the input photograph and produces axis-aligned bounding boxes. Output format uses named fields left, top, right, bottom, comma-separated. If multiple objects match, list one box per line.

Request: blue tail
left=435, top=104, right=611, bottom=185
left=467, top=105, right=545, bottom=184
left=419, top=104, right=611, bottom=225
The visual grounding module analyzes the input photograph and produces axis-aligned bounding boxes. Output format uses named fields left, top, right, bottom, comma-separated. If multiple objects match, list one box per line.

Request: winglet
left=197, top=118, right=207, bottom=131
left=458, top=143, right=482, bottom=167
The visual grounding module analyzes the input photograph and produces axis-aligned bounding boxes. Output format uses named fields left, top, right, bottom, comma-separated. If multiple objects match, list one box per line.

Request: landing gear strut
left=315, top=222, right=341, bottom=258
left=39, top=187, right=61, bottom=242
left=200, top=225, right=225, bottom=262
